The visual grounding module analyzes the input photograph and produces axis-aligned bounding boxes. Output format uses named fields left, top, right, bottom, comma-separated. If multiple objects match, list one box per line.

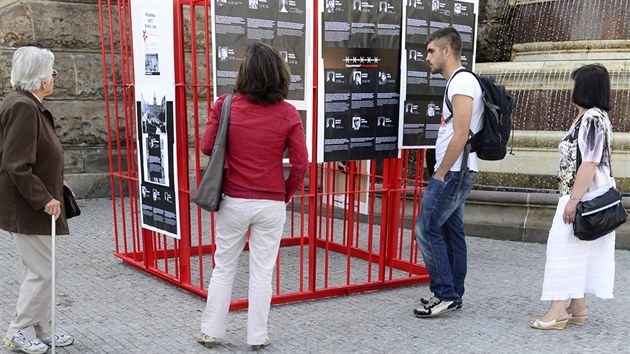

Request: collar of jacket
left=16, top=89, right=55, bottom=127
left=16, top=89, right=50, bottom=114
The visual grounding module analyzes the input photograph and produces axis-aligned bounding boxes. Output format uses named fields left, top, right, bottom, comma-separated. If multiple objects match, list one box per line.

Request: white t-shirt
left=435, top=68, right=484, bottom=172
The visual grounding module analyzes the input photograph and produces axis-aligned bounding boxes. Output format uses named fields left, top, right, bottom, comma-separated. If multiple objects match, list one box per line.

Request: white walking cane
left=50, top=215, right=56, bottom=354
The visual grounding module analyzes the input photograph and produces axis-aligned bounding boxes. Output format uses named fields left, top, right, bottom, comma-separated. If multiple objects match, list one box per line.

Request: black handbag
left=574, top=187, right=627, bottom=240
left=192, top=94, right=233, bottom=212
left=63, top=185, right=81, bottom=219
left=572, top=120, right=627, bottom=240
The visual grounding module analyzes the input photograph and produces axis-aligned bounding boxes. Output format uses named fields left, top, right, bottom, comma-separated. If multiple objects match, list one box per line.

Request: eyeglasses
left=52, top=70, right=58, bottom=79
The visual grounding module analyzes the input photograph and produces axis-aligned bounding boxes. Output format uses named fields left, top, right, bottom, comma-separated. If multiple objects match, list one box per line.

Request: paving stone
left=1, top=198, right=628, bottom=353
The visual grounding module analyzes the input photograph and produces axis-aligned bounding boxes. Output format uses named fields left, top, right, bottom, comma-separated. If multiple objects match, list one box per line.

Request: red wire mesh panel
left=99, top=0, right=429, bottom=310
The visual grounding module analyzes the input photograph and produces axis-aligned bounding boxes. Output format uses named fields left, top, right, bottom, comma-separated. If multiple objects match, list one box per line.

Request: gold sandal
left=567, top=313, right=588, bottom=325
left=529, top=317, right=568, bottom=330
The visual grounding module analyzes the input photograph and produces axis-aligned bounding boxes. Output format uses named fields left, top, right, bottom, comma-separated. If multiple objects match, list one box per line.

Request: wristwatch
left=569, top=195, right=580, bottom=201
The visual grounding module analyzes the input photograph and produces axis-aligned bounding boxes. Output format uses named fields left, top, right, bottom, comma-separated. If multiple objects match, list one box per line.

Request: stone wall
left=0, top=0, right=111, bottom=198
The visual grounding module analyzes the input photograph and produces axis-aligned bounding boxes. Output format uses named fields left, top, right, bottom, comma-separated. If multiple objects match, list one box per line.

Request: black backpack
left=445, top=68, right=515, bottom=161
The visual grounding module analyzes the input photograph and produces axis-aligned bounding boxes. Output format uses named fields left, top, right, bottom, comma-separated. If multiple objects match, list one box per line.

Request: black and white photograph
left=409, top=49, right=417, bottom=60
left=379, top=1, right=389, bottom=13
left=138, top=90, right=171, bottom=186
left=454, top=2, right=462, bottom=14
left=279, top=0, right=289, bottom=13
left=326, top=117, right=336, bottom=128
left=379, top=71, right=388, bottom=85
left=326, top=0, right=335, bottom=13
left=353, top=70, right=362, bottom=85
left=145, top=53, right=160, bottom=75
left=352, top=116, right=362, bottom=130
left=426, top=103, right=436, bottom=117
left=218, top=46, right=228, bottom=61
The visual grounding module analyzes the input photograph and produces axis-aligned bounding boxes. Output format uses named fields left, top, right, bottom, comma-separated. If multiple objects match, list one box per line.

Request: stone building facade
left=0, top=0, right=113, bottom=197
left=0, top=0, right=506, bottom=198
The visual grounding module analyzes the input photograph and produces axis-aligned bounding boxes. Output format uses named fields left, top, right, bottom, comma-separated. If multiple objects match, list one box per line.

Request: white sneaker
left=420, top=296, right=462, bottom=310
left=251, top=337, right=271, bottom=351
left=41, top=333, right=74, bottom=347
left=414, top=297, right=458, bottom=317
left=195, top=333, right=218, bottom=348
left=3, top=331, right=49, bottom=354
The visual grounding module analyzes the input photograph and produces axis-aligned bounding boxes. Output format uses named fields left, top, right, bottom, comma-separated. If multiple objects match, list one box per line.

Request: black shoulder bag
left=573, top=119, right=627, bottom=241
left=63, top=185, right=81, bottom=219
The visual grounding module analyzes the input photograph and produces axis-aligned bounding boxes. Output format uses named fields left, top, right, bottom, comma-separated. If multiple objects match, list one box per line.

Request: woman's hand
left=44, top=198, right=61, bottom=219
left=563, top=199, right=579, bottom=224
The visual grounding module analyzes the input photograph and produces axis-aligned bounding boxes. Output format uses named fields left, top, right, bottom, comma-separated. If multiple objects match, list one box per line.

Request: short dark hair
left=234, top=43, right=290, bottom=105
left=571, top=63, right=611, bottom=111
left=427, top=27, right=462, bottom=56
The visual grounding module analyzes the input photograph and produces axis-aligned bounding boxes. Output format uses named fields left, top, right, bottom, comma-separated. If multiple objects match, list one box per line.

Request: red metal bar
left=113, top=1, right=130, bottom=259
left=125, top=2, right=140, bottom=260
left=97, top=0, right=121, bottom=255
left=195, top=0, right=212, bottom=291
left=118, top=1, right=140, bottom=258
left=173, top=0, right=192, bottom=284
left=307, top=0, right=320, bottom=293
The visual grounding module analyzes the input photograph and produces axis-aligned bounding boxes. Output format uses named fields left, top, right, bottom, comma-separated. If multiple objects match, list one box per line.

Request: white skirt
left=541, top=191, right=616, bottom=300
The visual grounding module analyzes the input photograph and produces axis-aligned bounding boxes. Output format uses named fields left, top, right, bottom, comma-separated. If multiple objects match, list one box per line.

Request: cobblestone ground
left=1, top=198, right=628, bottom=354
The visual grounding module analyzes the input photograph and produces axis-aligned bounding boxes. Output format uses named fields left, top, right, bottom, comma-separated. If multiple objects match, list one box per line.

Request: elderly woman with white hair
left=0, top=46, right=74, bottom=353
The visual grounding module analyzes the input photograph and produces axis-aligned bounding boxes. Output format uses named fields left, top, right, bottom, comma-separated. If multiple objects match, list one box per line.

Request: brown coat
left=0, top=90, right=69, bottom=235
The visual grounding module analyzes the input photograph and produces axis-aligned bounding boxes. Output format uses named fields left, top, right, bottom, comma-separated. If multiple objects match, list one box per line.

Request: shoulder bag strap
left=443, top=68, right=468, bottom=125
left=443, top=68, right=473, bottom=180
left=214, top=94, right=233, bottom=151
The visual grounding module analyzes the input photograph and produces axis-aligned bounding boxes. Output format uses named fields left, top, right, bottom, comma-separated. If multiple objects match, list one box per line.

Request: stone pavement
left=1, top=198, right=628, bottom=354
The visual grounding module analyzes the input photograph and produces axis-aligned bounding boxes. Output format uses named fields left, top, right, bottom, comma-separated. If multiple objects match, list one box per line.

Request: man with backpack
left=413, top=27, right=483, bottom=318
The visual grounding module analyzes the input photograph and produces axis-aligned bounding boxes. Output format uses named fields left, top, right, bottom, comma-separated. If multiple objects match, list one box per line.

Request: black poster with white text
left=401, top=0, right=476, bottom=148
left=322, top=0, right=403, bottom=162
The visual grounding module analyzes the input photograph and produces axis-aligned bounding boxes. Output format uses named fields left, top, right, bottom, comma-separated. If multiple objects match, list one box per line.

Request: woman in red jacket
left=196, top=43, right=308, bottom=350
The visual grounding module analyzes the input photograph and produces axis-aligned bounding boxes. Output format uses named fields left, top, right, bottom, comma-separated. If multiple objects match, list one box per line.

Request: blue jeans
left=414, top=171, right=477, bottom=304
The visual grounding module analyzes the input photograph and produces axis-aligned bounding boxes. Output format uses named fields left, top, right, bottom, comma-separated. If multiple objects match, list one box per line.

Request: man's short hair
left=427, top=27, right=462, bottom=57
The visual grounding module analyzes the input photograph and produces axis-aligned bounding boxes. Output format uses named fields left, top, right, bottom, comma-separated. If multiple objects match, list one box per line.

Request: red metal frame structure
left=98, top=0, right=430, bottom=310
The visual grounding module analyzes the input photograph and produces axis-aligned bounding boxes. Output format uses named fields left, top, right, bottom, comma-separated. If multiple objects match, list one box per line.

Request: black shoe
left=421, top=296, right=462, bottom=310
left=414, top=297, right=458, bottom=318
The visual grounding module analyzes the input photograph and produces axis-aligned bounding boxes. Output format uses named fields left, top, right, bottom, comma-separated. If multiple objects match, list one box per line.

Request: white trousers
left=200, top=196, right=286, bottom=345
left=5, top=233, right=57, bottom=341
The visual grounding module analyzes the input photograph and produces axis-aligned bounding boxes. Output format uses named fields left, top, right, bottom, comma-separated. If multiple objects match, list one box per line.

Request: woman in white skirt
left=530, top=63, right=617, bottom=330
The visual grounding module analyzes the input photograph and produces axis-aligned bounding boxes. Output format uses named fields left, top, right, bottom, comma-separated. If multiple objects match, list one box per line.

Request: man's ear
left=443, top=45, right=451, bottom=58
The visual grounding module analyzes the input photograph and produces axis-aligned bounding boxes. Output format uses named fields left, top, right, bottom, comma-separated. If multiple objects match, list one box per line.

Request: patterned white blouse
left=557, top=108, right=614, bottom=196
